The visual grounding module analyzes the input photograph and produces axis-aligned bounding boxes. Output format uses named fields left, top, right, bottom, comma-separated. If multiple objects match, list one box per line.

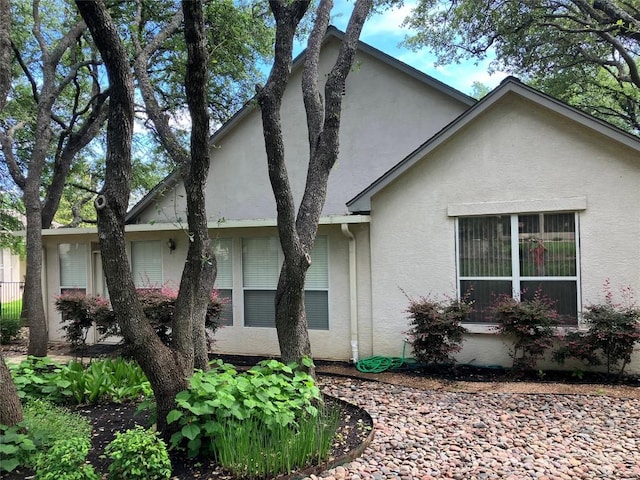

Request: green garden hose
left=356, top=341, right=417, bottom=373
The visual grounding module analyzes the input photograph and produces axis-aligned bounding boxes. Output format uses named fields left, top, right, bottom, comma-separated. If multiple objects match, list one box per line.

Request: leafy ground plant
left=104, top=425, right=172, bottom=480
left=0, top=424, right=35, bottom=473
left=10, top=356, right=151, bottom=404
left=167, top=357, right=319, bottom=458
left=0, top=398, right=92, bottom=473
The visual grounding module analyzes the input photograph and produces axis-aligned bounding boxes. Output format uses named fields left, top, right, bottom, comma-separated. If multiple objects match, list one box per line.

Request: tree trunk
left=132, top=1, right=215, bottom=370
left=24, top=191, right=48, bottom=356
left=258, top=0, right=372, bottom=367
left=0, top=0, right=10, bottom=113
left=0, top=354, right=22, bottom=426
left=76, top=0, right=215, bottom=431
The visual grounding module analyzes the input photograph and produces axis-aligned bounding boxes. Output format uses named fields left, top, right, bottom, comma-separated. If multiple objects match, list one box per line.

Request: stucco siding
left=135, top=39, right=469, bottom=225
left=42, top=222, right=371, bottom=362
left=369, top=93, right=640, bottom=372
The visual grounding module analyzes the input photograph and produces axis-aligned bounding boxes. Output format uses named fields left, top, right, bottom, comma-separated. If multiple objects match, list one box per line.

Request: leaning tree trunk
left=131, top=2, right=215, bottom=370
left=258, top=0, right=372, bottom=366
left=0, top=354, right=22, bottom=426
left=75, top=0, right=192, bottom=432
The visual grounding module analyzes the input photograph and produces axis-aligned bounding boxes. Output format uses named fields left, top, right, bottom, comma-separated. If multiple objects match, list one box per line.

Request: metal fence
left=0, top=281, right=24, bottom=319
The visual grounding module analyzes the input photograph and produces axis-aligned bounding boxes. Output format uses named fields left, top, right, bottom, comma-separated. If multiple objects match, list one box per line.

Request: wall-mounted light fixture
left=167, top=238, right=176, bottom=253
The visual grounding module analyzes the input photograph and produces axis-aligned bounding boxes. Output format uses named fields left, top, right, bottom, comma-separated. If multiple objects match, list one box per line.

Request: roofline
left=125, top=26, right=475, bottom=224
left=347, top=77, right=640, bottom=213
left=44, top=214, right=371, bottom=236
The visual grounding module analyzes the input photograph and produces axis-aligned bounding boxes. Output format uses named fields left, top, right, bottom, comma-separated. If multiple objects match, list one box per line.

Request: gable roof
left=125, top=26, right=475, bottom=224
left=347, top=76, right=640, bottom=213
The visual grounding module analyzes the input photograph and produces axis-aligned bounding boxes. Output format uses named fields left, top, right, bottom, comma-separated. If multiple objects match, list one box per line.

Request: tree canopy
left=404, top=0, right=640, bottom=134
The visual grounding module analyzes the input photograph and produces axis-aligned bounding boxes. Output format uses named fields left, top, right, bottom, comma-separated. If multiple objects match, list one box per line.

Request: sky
left=313, top=0, right=508, bottom=96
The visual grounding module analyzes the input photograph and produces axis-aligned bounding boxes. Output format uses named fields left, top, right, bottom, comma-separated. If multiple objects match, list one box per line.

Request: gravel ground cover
left=313, top=376, right=640, bottom=480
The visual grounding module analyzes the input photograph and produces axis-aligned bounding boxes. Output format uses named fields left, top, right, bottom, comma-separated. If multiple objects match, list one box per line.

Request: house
left=41, top=28, right=640, bottom=373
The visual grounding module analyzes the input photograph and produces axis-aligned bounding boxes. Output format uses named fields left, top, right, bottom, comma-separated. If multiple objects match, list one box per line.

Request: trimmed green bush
left=105, top=426, right=171, bottom=480
left=35, top=437, right=99, bottom=480
left=0, top=316, right=23, bottom=344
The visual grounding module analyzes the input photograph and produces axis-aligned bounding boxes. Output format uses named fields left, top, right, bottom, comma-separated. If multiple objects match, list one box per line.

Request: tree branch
left=0, top=122, right=27, bottom=189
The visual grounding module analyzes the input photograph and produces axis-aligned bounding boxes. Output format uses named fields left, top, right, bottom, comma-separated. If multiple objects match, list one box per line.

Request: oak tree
left=405, top=0, right=640, bottom=133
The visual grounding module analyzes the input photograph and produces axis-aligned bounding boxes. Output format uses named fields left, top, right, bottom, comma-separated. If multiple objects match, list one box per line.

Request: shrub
left=0, top=316, right=23, bottom=344
left=55, top=293, right=115, bottom=348
left=490, top=292, right=560, bottom=370
left=554, top=284, right=640, bottom=375
left=167, top=357, right=319, bottom=458
left=55, top=287, right=224, bottom=349
left=104, top=426, right=171, bottom=480
left=405, top=294, right=471, bottom=365
left=35, top=437, right=99, bottom=480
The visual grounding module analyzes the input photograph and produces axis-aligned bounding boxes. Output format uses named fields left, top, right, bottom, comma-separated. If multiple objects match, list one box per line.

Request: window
left=213, top=238, right=233, bottom=326
left=242, top=236, right=329, bottom=329
left=131, top=240, right=163, bottom=288
left=59, top=243, right=87, bottom=294
left=457, top=213, right=579, bottom=324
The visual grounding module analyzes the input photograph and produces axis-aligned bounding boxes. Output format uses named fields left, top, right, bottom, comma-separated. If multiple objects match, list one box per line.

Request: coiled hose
left=356, top=341, right=417, bottom=373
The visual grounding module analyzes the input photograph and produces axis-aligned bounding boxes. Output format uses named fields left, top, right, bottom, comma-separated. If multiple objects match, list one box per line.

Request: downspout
left=341, top=223, right=359, bottom=363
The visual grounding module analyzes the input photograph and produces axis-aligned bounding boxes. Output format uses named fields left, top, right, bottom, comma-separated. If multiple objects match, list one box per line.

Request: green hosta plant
left=35, top=437, right=99, bottom=480
left=104, top=426, right=171, bottom=480
left=10, top=357, right=151, bottom=404
left=167, top=357, right=319, bottom=458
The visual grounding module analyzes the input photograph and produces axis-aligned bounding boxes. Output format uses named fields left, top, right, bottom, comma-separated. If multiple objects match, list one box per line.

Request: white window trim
left=455, top=212, right=581, bottom=327
left=448, top=197, right=587, bottom=217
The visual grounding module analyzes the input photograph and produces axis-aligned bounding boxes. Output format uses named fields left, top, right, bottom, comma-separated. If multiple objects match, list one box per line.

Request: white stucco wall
left=368, top=93, right=640, bottom=373
left=42, top=222, right=372, bottom=362
left=135, top=38, right=470, bottom=224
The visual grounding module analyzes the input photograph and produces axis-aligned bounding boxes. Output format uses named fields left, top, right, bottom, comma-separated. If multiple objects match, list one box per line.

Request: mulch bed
left=3, top=395, right=372, bottom=480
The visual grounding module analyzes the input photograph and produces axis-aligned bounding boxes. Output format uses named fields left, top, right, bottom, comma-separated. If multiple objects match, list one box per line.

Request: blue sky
left=315, top=0, right=507, bottom=96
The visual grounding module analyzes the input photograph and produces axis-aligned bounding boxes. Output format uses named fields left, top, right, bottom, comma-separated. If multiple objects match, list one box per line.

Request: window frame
left=241, top=235, right=330, bottom=330
left=130, top=240, right=163, bottom=289
left=455, top=212, right=581, bottom=325
left=59, top=243, right=88, bottom=295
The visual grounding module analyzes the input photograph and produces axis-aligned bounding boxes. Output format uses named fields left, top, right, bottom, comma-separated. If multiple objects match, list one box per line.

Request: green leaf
left=0, top=458, right=19, bottom=472
left=181, top=423, right=201, bottom=441
left=166, top=410, right=183, bottom=424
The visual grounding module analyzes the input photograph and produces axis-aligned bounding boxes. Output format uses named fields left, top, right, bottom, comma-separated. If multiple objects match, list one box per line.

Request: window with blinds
left=213, top=238, right=233, bottom=326
left=242, top=235, right=329, bottom=329
left=59, top=243, right=87, bottom=294
left=457, top=213, right=579, bottom=324
left=131, top=240, right=163, bottom=288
